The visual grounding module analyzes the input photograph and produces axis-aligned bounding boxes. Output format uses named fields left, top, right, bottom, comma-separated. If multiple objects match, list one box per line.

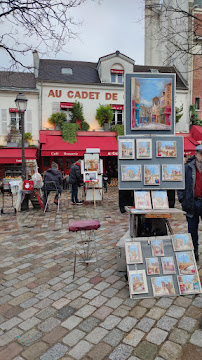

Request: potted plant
left=48, top=112, right=66, bottom=129
left=5, top=127, right=21, bottom=147
left=70, top=101, right=85, bottom=129
left=24, top=132, right=32, bottom=146
left=95, top=104, right=113, bottom=131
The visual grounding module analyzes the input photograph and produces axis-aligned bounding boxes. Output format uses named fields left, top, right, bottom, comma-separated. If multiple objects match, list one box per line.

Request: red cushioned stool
left=69, top=219, right=101, bottom=279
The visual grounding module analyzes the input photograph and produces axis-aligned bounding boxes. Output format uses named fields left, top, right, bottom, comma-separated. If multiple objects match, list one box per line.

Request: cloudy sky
left=1, top=0, right=145, bottom=69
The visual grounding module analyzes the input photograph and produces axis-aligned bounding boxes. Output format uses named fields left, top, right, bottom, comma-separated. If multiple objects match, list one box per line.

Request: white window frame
left=10, top=112, right=21, bottom=131
left=111, top=73, right=123, bottom=84
left=112, top=110, right=123, bottom=126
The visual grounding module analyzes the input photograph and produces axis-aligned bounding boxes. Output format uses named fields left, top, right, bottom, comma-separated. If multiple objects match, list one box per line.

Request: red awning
left=41, top=132, right=118, bottom=156
left=190, top=125, right=202, bottom=142
left=176, top=133, right=199, bottom=155
left=0, top=148, right=37, bottom=164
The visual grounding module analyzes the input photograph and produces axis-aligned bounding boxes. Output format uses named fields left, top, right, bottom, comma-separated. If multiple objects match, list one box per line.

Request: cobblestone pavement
left=0, top=188, right=202, bottom=360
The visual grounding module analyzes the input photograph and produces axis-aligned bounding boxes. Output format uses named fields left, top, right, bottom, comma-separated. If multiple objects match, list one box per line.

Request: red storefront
left=0, top=148, right=37, bottom=178
left=176, top=133, right=199, bottom=157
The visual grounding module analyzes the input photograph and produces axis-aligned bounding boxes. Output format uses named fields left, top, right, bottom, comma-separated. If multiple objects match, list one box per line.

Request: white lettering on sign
left=107, top=152, right=118, bottom=156
left=51, top=151, right=59, bottom=156
left=64, top=152, right=78, bottom=156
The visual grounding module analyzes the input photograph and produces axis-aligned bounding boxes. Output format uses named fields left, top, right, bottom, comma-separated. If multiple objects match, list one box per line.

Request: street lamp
left=15, top=92, right=28, bottom=181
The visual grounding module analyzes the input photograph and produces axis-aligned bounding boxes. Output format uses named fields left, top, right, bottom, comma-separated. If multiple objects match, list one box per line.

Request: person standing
left=69, top=160, right=83, bottom=205
left=42, top=162, right=62, bottom=206
left=177, top=144, right=202, bottom=261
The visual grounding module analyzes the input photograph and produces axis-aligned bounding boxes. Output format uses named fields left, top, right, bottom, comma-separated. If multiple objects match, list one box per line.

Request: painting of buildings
left=136, top=139, right=152, bottom=159
left=176, top=252, right=196, bottom=275
left=121, top=165, right=142, bottom=181
left=162, top=165, right=183, bottom=181
left=134, top=190, right=152, bottom=209
left=151, top=191, right=169, bottom=209
left=178, top=275, right=201, bottom=295
left=131, top=77, right=172, bottom=130
left=151, top=276, right=175, bottom=296
left=84, top=154, right=100, bottom=172
left=129, top=270, right=148, bottom=295
left=156, top=141, right=177, bottom=157
left=172, top=234, right=193, bottom=252
left=144, top=165, right=160, bottom=185
left=146, top=257, right=160, bottom=275
left=119, top=139, right=134, bottom=159
left=161, top=257, right=176, bottom=275
left=151, top=239, right=164, bottom=256
left=125, top=242, right=143, bottom=264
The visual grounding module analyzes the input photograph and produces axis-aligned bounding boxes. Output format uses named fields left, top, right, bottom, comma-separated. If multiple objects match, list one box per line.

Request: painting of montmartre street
left=131, top=77, right=172, bottom=130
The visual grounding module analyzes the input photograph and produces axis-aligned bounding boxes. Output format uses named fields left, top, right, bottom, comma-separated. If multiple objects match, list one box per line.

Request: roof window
left=150, top=69, right=159, bottom=73
left=61, top=68, right=73, bottom=75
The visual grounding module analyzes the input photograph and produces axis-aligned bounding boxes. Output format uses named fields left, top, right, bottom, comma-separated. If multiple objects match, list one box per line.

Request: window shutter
left=52, top=102, right=60, bottom=113
left=1, top=109, right=8, bottom=135
left=26, top=110, right=32, bottom=133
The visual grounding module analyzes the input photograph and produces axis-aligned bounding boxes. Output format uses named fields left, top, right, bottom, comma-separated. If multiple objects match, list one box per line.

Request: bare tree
left=0, top=0, right=87, bottom=70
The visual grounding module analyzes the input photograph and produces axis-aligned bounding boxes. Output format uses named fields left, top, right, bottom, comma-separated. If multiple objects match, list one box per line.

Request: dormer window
left=111, top=68, right=124, bottom=84
left=61, top=68, right=73, bottom=75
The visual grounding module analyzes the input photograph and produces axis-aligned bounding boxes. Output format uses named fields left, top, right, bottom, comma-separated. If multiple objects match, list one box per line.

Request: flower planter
left=76, top=119, right=82, bottom=129
left=104, top=123, right=110, bottom=131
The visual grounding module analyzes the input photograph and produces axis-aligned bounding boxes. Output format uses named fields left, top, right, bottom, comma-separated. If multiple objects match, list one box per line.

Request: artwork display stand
left=81, top=151, right=103, bottom=203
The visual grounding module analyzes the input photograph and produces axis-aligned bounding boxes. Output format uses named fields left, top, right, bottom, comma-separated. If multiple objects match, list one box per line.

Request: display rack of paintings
left=119, top=139, right=135, bottom=159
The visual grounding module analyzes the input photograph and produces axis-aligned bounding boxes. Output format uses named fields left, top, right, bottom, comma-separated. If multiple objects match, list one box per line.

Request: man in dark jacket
left=177, top=145, right=202, bottom=261
left=42, top=162, right=62, bottom=206
left=69, top=160, right=83, bottom=205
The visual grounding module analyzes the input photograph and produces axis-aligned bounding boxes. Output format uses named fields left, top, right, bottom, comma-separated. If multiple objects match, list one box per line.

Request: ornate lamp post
left=15, top=93, right=28, bottom=181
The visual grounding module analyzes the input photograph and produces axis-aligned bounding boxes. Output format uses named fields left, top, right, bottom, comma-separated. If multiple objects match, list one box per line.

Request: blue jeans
left=71, top=184, right=78, bottom=203
left=186, top=200, right=202, bottom=252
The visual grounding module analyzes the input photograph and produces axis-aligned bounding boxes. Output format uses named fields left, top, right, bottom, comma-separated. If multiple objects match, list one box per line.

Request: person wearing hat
left=178, top=144, right=202, bottom=261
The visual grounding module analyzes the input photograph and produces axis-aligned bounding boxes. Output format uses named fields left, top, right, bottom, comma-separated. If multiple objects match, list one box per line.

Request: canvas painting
left=84, top=171, right=97, bottom=182
left=151, top=190, right=169, bottom=209
left=136, top=139, right=152, bottom=159
left=119, top=139, right=135, bottom=159
left=156, top=141, right=177, bottom=157
left=128, top=270, right=148, bottom=295
left=178, top=274, right=201, bottom=295
left=125, top=242, right=143, bottom=264
left=172, top=233, right=193, bottom=251
left=84, top=153, right=100, bottom=172
left=121, top=165, right=142, bottom=182
left=131, top=77, right=172, bottom=130
left=151, top=239, right=164, bottom=256
left=161, top=257, right=176, bottom=274
left=176, top=252, right=196, bottom=275
left=144, top=165, right=160, bottom=185
left=134, top=190, right=152, bottom=210
left=146, top=257, right=160, bottom=275
left=151, top=276, right=175, bottom=296
left=162, top=164, right=183, bottom=181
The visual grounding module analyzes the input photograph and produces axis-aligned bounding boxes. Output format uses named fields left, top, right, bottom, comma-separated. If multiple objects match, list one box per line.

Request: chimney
left=33, top=50, right=39, bottom=78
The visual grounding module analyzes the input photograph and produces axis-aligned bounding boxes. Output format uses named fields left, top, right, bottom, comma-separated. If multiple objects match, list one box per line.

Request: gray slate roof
left=0, top=72, right=36, bottom=89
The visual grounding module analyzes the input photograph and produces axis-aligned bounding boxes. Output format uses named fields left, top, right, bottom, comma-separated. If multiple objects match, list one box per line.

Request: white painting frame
left=177, top=274, right=202, bottom=295
left=121, top=165, right=142, bottom=182
left=83, top=171, right=98, bottom=182
left=151, top=239, right=164, bottom=257
left=172, top=233, right=194, bottom=252
left=156, top=141, right=177, bottom=158
left=125, top=241, right=143, bottom=264
left=128, top=269, right=148, bottom=295
left=146, top=257, right=160, bottom=276
left=119, top=139, right=135, bottom=160
left=161, top=257, right=176, bottom=275
left=136, top=139, right=152, bottom=159
left=151, top=190, right=169, bottom=209
left=162, top=164, right=183, bottom=181
left=144, top=165, right=160, bottom=186
left=134, top=190, right=152, bottom=210
left=176, top=251, right=197, bottom=275
left=151, top=276, right=176, bottom=297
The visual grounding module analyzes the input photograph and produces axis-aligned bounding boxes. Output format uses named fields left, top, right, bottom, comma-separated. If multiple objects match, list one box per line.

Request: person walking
left=177, top=144, right=202, bottom=261
left=69, top=160, right=83, bottom=205
left=42, top=162, right=62, bottom=207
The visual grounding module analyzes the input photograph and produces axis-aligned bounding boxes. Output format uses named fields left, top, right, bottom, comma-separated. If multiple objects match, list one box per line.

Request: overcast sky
left=1, top=0, right=145, bottom=69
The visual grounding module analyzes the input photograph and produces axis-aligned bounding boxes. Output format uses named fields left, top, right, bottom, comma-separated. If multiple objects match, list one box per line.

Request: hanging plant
left=48, top=112, right=66, bottom=128
left=61, top=123, right=79, bottom=144
left=80, top=121, right=90, bottom=131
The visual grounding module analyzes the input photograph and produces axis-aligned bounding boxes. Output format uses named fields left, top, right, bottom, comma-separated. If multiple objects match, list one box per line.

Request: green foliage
left=80, top=121, right=90, bottom=131
left=111, top=124, right=124, bottom=138
left=190, top=105, right=202, bottom=127
left=48, top=112, right=66, bottom=127
left=61, top=123, right=79, bottom=144
left=24, top=132, right=32, bottom=141
left=95, top=104, right=113, bottom=127
left=70, top=101, right=85, bottom=123
left=175, top=105, right=183, bottom=123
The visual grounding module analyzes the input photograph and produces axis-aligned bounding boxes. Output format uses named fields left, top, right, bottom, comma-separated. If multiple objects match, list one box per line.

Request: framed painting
left=151, top=276, right=175, bottom=296
left=119, top=139, right=135, bottom=159
left=121, top=165, right=142, bottom=182
left=176, top=252, right=196, bottom=275
left=177, top=274, right=202, bottom=295
left=156, top=141, right=177, bottom=157
left=84, top=171, right=97, bottom=182
left=136, top=139, right=152, bottom=159
left=84, top=153, right=100, bottom=172
left=125, top=241, right=143, bottom=264
left=161, top=257, right=176, bottom=274
left=162, top=164, right=183, bottom=181
left=131, top=77, right=172, bottom=131
left=151, top=239, right=164, bottom=257
left=146, top=257, right=160, bottom=275
left=151, top=190, right=169, bottom=209
left=172, top=233, right=193, bottom=252
left=134, top=190, right=152, bottom=210
left=144, top=165, right=160, bottom=186
left=128, top=270, right=148, bottom=295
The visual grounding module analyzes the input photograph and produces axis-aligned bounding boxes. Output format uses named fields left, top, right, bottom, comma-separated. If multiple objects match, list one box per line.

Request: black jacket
left=69, top=163, right=82, bottom=185
left=177, top=156, right=196, bottom=216
left=43, top=168, right=62, bottom=192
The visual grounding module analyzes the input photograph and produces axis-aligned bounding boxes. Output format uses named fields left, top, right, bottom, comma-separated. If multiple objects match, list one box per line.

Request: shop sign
left=111, top=104, right=124, bottom=110
left=111, top=69, right=124, bottom=74
left=107, top=151, right=118, bottom=156
left=60, top=102, right=74, bottom=109
left=50, top=151, right=79, bottom=156
left=9, top=108, right=19, bottom=113
left=48, top=89, right=119, bottom=101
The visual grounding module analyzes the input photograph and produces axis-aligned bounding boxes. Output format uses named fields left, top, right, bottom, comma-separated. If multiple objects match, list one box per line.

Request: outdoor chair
left=44, top=181, right=60, bottom=213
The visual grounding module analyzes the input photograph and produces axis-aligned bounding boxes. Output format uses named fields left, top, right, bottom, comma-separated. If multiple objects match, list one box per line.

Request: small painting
left=131, top=77, right=172, bottom=130
left=125, top=241, right=143, bottom=264
left=177, top=274, right=201, bottom=295
left=161, top=257, right=176, bottom=274
left=84, top=171, right=97, bottom=182
left=176, top=252, right=196, bottom=275
left=134, top=190, right=152, bottom=210
left=172, top=233, right=193, bottom=251
left=151, top=190, right=169, bottom=209
left=151, top=239, right=164, bottom=257
left=162, top=164, right=183, bottom=181
left=146, top=257, right=160, bottom=275
left=144, top=165, right=160, bottom=185
left=128, top=270, right=148, bottom=295
left=121, top=165, right=142, bottom=182
left=156, top=141, right=177, bottom=157
left=119, top=139, right=135, bottom=159
left=84, top=153, right=100, bottom=172
left=151, top=276, right=175, bottom=296
left=136, top=139, right=152, bottom=159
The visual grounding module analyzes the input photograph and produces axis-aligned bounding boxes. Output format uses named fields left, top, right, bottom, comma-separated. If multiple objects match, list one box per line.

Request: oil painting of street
left=151, top=276, right=176, bottom=296
left=162, top=164, right=183, bottom=181
left=125, top=241, right=143, bottom=264
left=172, top=233, right=194, bottom=251
left=146, top=257, right=160, bottom=275
left=156, top=141, right=177, bottom=157
left=121, top=165, right=142, bottom=181
left=129, top=270, right=148, bottom=295
left=131, top=77, right=172, bottom=130
left=178, top=275, right=201, bottom=295
left=176, top=252, right=196, bottom=275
